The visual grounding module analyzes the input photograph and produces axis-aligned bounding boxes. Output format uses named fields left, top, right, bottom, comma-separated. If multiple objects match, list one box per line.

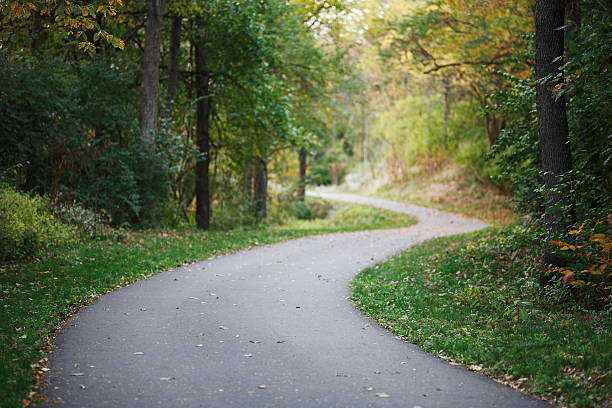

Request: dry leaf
left=376, top=392, right=390, bottom=398
left=258, top=384, right=268, bottom=389
left=133, top=352, right=144, bottom=355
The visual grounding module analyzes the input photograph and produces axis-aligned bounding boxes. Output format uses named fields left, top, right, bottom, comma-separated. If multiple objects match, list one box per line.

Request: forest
left=0, top=0, right=610, bottom=407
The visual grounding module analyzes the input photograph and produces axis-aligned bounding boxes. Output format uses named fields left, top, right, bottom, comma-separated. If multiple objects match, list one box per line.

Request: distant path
left=41, top=193, right=550, bottom=407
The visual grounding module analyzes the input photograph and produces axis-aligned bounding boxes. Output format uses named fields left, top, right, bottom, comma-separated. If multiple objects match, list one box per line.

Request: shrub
left=547, top=217, right=611, bottom=309
left=51, top=200, right=109, bottom=238
left=290, top=201, right=314, bottom=220
left=0, top=187, right=77, bottom=261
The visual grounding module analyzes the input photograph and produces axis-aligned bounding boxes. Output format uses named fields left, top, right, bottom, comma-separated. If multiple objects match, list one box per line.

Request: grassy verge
left=351, top=225, right=611, bottom=408
left=340, top=162, right=516, bottom=225
left=0, top=200, right=414, bottom=407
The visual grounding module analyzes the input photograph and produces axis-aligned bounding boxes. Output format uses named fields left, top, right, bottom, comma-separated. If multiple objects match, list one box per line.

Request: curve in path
left=41, top=193, right=550, bottom=408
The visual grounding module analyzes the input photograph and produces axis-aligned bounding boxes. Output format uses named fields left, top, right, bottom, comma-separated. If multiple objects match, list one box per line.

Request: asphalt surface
left=40, top=193, right=551, bottom=407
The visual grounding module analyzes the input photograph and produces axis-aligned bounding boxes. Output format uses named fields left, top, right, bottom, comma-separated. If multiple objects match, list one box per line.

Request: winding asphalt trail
left=41, top=193, right=551, bottom=408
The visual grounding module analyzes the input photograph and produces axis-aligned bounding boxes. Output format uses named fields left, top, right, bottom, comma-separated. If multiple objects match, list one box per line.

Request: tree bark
left=535, top=0, right=574, bottom=269
left=484, top=113, right=505, bottom=147
left=253, top=157, right=268, bottom=220
left=442, top=77, right=451, bottom=149
left=195, top=36, right=211, bottom=230
left=298, top=148, right=307, bottom=201
left=140, top=0, right=163, bottom=154
left=166, top=14, right=182, bottom=114
left=30, top=11, right=42, bottom=54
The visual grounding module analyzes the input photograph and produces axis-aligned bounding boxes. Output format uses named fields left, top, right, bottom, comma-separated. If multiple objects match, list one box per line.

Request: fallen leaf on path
left=70, top=373, right=84, bottom=376
left=243, top=354, right=253, bottom=357
left=159, top=377, right=175, bottom=381
left=364, top=386, right=375, bottom=391
left=79, top=385, right=86, bottom=389
left=195, top=344, right=203, bottom=347
left=249, top=340, right=261, bottom=344
left=468, top=365, right=483, bottom=371
left=133, top=352, right=144, bottom=355
left=335, top=373, right=348, bottom=377
left=376, top=392, right=390, bottom=398
left=218, top=326, right=228, bottom=330
left=258, top=385, right=268, bottom=389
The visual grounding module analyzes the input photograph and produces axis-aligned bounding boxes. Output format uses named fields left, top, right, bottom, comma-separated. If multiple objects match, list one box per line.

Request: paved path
left=41, top=193, right=550, bottom=407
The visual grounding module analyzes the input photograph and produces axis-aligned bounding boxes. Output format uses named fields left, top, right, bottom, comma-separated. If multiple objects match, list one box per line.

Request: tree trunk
left=140, top=0, right=163, bottom=154
left=535, top=0, right=574, bottom=269
left=253, top=157, right=268, bottom=220
left=195, top=36, right=211, bottom=230
left=298, top=148, right=307, bottom=201
left=442, top=77, right=451, bottom=149
left=166, top=14, right=182, bottom=114
left=30, top=11, right=42, bottom=54
left=484, top=113, right=505, bottom=147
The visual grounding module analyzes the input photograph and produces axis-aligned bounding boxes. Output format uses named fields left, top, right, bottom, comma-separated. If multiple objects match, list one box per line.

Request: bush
left=0, top=187, right=77, bottom=260
left=51, top=200, right=109, bottom=238
left=290, top=201, right=314, bottom=220
left=289, top=199, right=332, bottom=220
left=0, top=56, right=172, bottom=226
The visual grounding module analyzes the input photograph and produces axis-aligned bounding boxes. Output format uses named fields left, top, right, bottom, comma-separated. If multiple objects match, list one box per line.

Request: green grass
left=351, top=225, right=611, bottom=408
left=279, top=200, right=417, bottom=231
left=0, top=200, right=414, bottom=407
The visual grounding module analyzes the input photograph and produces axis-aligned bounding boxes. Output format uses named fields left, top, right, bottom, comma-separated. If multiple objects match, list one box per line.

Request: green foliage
left=0, top=187, right=76, bottom=260
left=548, top=218, right=611, bottom=309
left=0, top=55, right=171, bottom=225
left=491, top=6, right=611, bottom=222
left=287, top=198, right=333, bottom=220
left=51, top=200, right=109, bottom=239
left=352, top=225, right=611, bottom=407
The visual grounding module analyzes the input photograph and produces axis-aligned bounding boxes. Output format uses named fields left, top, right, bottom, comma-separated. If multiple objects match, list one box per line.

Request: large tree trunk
left=166, top=14, right=182, bottom=114
left=140, top=0, right=163, bottom=154
left=535, top=0, right=574, bottom=269
left=195, top=37, right=211, bottom=230
left=253, top=157, right=268, bottom=220
left=298, top=148, right=307, bottom=201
